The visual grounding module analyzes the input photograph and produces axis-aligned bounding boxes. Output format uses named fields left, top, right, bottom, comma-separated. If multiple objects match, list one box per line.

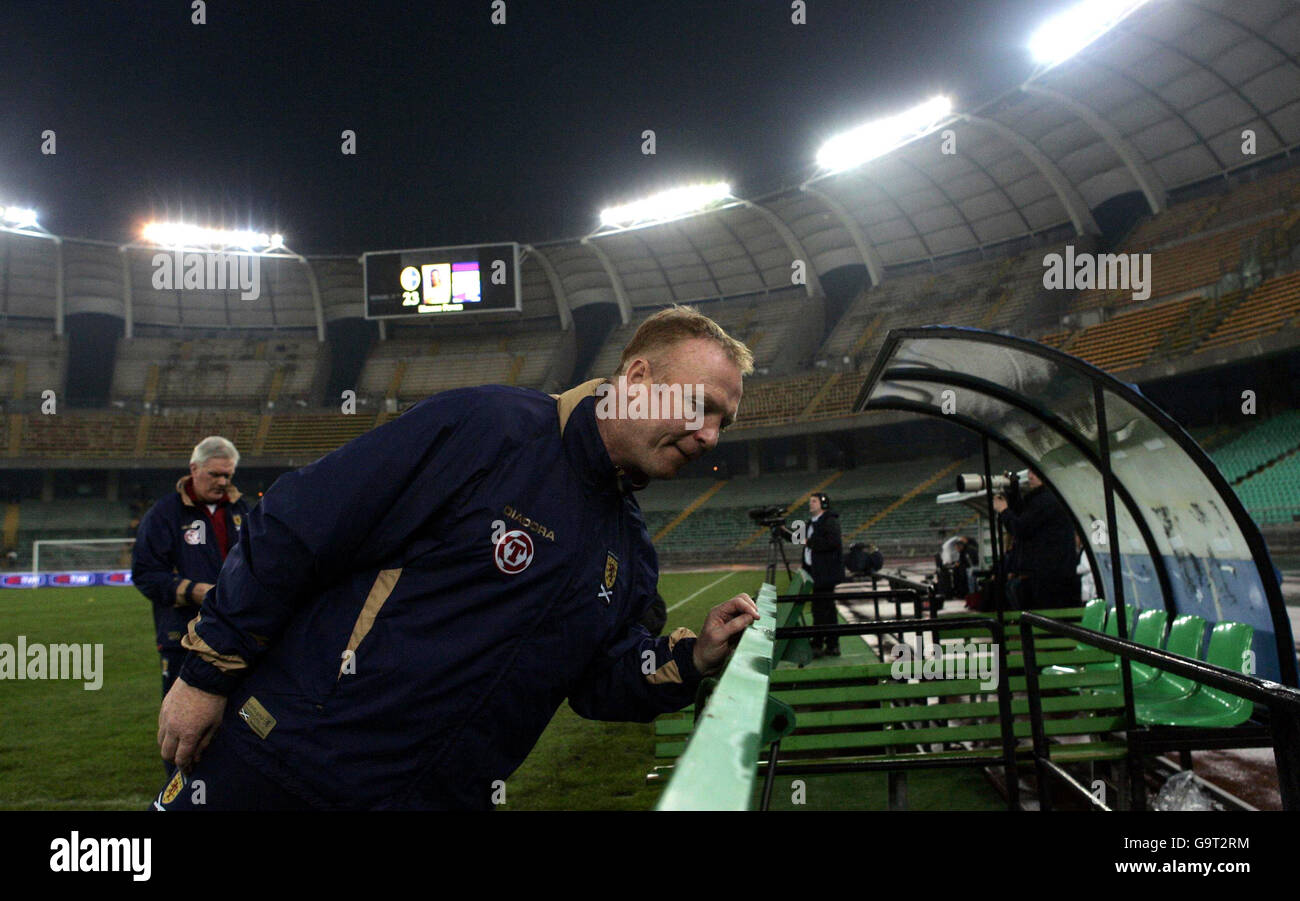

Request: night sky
left=1, top=0, right=1071, bottom=255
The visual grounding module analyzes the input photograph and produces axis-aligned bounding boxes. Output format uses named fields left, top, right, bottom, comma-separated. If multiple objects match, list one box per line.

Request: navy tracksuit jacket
left=132, top=477, right=250, bottom=650
left=178, top=379, right=704, bottom=810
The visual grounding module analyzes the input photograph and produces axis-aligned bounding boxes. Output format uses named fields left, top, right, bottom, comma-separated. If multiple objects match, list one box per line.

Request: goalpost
left=31, top=538, right=136, bottom=577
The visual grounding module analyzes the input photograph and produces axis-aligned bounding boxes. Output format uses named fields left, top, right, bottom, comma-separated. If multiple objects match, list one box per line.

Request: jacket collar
left=553, top=379, right=648, bottom=495
left=176, top=475, right=242, bottom=508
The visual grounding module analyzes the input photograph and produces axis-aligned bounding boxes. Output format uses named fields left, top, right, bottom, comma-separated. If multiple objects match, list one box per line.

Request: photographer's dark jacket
left=176, top=381, right=703, bottom=810
left=998, top=485, right=1077, bottom=591
left=132, top=478, right=249, bottom=650
left=803, top=511, right=844, bottom=587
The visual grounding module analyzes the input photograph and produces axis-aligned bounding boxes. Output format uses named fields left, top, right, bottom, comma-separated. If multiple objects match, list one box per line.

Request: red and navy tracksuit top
left=132, top=477, right=250, bottom=651
left=178, top=380, right=705, bottom=809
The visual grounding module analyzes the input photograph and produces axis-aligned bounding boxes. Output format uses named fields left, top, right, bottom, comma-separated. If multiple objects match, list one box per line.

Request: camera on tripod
left=747, top=504, right=788, bottom=529
left=747, top=505, right=794, bottom=583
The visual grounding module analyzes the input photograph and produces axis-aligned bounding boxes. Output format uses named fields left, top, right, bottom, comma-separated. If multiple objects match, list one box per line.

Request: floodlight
left=0, top=206, right=39, bottom=228
left=140, top=221, right=282, bottom=249
left=599, top=182, right=732, bottom=227
left=1029, top=0, right=1150, bottom=67
left=815, top=96, right=953, bottom=173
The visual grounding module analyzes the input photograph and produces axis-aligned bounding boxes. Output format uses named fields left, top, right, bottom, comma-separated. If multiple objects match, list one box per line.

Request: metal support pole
left=1094, top=383, right=1144, bottom=810
left=1019, top=617, right=1051, bottom=810
left=1271, top=704, right=1300, bottom=810
left=992, top=615, right=1019, bottom=811
left=760, top=741, right=782, bottom=811
left=980, top=434, right=1005, bottom=619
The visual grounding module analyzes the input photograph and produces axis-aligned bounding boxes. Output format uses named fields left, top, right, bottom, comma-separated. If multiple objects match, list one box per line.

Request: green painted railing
left=655, top=582, right=778, bottom=811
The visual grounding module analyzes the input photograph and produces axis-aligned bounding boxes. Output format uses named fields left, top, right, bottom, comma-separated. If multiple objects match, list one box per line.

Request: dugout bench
left=652, top=573, right=1300, bottom=810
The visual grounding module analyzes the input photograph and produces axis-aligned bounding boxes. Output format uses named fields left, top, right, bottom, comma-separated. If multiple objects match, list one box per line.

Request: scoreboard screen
left=363, top=242, right=520, bottom=319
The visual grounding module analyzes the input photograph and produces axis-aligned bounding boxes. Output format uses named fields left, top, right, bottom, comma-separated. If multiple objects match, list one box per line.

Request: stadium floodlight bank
left=599, top=182, right=733, bottom=230
left=655, top=583, right=781, bottom=811
left=140, top=222, right=284, bottom=251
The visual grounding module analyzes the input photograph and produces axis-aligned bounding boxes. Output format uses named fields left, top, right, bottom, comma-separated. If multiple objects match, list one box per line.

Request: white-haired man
left=133, top=437, right=250, bottom=706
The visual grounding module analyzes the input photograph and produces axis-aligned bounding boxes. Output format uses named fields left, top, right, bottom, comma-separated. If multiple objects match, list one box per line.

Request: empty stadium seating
left=360, top=326, right=563, bottom=403
left=1197, top=270, right=1300, bottom=352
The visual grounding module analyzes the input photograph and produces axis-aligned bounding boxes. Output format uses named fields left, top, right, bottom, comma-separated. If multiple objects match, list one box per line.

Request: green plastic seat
left=1078, top=597, right=1107, bottom=633
left=1128, top=610, right=1169, bottom=684
left=1089, top=609, right=1168, bottom=695
left=1086, top=604, right=1137, bottom=672
left=1043, top=598, right=1112, bottom=676
left=1138, top=622, right=1256, bottom=727
left=1132, top=614, right=1207, bottom=705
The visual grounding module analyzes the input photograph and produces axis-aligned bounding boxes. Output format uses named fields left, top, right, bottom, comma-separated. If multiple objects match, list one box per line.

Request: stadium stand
left=583, top=288, right=809, bottom=380
left=1047, top=297, right=1197, bottom=371
left=1211, top=411, right=1300, bottom=484
left=0, top=325, right=66, bottom=404
left=362, top=326, right=563, bottom=402
left=111, top=335, right=321, bottom=409
left=1197, top=270, right=1300, bottom=352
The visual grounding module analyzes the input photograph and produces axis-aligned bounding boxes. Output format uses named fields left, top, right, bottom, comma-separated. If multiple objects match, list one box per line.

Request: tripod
left=765, top=524, right=795, bottom=585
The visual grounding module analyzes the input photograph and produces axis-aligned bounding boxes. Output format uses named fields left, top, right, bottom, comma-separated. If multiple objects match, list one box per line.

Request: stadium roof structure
left=3, top=0, right=1298, bottom=334
left=528, top=0, right=1300, bottom=318
left=854, top=325, right=1297, bottom=686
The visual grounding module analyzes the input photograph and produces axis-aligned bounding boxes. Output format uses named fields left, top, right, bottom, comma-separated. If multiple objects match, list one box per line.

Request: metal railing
left=1018, top=611, right=1300, bottom=810
left=655, top=583, right=782, bottom=811
left=768, top=614, right=1020, bottom=811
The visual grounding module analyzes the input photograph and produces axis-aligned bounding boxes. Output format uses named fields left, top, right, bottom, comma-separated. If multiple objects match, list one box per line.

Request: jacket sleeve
left=567, top=624, right=704, bottom=722
left=179, top=391, right=501, bottom=695
left=999, top=494, right=1050, bottom=539
left=131, top=505, right=193, bottom=608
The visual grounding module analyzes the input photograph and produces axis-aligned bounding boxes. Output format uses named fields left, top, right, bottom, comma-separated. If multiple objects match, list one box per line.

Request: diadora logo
left=494, top=529, right=535, bottom=575
left=502, top=504, right=555, bottom=541
left=183, top=520, right=206, bottom=545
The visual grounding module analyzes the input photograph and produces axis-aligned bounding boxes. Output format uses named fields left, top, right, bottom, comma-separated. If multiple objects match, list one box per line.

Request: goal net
left=31, top=538, right=136, bottom=576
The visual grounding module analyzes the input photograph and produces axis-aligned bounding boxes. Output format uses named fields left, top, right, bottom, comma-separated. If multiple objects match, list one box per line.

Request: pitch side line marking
left=667, top=571, right=739, bottom=612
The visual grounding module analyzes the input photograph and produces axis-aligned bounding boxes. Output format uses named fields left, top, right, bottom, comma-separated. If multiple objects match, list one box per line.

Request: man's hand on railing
left=693, top=593, right=761, bottom=677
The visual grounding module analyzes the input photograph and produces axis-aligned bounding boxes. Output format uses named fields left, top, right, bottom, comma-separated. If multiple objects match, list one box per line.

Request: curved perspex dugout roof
left=855, top=326, right=1297, bottom=686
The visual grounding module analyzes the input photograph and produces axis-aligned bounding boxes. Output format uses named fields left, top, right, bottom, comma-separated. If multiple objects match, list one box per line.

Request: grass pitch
left=0, top=570, right=1000, bottom=810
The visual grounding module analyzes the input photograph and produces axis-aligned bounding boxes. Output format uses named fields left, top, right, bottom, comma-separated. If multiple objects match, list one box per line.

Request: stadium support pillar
left=739, top=200, right=823, bottom=298
left=800, top=185, right=884, bottom=287
left=524, top=245, right=574, bottom=331
left=806, top=435, right=818, bottom=472
left=748, top=442, right=760, bottom=477
left=582, top=237, right=633, bottom=326
left=962, top=115, right=1101, bottom=237
left=1021, top=84, right=1167, bottom=216
left=295, top=255, right=327, bottom=343
left=120, top=246, right=134, bottom=339
left=53, top=237, right=65, bottom=337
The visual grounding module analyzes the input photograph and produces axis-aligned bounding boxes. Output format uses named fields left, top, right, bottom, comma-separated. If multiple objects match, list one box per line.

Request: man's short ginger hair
left=614, top=304, right=754, bottom=378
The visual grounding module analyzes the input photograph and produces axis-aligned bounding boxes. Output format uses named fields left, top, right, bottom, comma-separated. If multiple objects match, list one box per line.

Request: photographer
left=801, top=492, right=844, bottom=657
left=937, top=534, right=978, bottom=599
left=992, top=469, right=1080, bottom=610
